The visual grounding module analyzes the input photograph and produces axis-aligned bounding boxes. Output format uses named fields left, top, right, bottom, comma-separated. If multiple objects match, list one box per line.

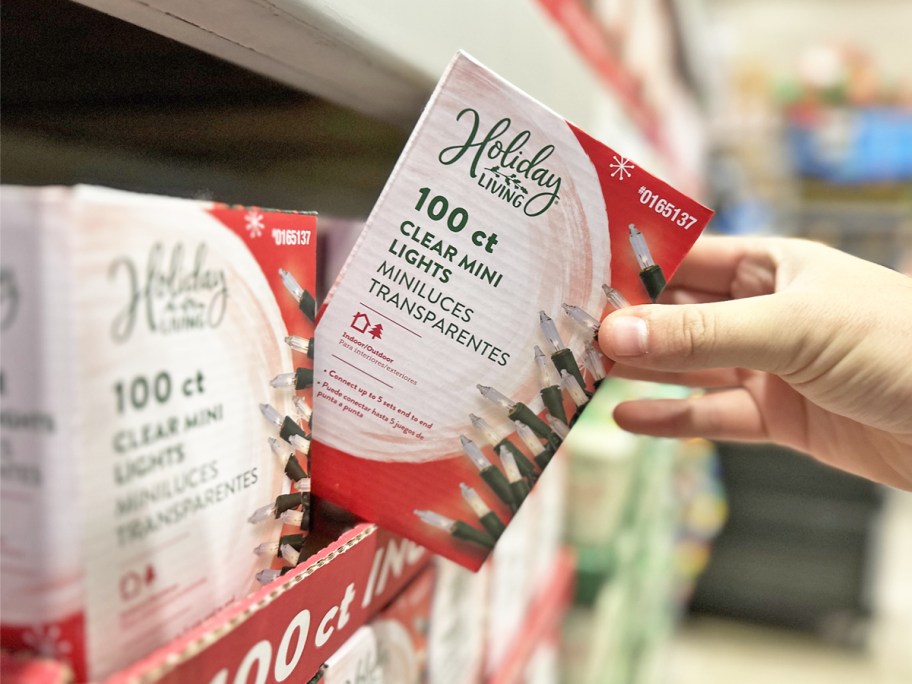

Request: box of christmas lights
left=105, top=524, right=428, bottom=684
left=312, top=51, right=713, bottom=570
left=0, top=186, right=316, bottom=681
left=306, top=450, right=569, bottom=684
left=487, top=549, right=574, bottom=684
left=309, top=561, right=437, bottom=684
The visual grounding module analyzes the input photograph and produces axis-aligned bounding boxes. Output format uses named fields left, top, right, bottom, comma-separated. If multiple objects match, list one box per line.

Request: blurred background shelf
left=690, top=443, right=883, bottom=644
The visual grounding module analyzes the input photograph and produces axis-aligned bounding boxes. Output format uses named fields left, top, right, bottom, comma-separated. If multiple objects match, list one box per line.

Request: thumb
left=598, top=296, right=805, bottom=374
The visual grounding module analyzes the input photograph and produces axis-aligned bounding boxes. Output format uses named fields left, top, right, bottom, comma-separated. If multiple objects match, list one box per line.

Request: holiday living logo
left=108, top=242, right=229, bottom=342
left=438, top=108, right=562, bottom=217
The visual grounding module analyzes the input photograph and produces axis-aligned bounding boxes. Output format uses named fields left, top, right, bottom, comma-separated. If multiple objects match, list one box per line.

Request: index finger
left=668, top=235, right=775, bottom=296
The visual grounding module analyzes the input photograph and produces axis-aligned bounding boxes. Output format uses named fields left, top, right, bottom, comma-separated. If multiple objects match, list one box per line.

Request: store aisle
left=669, top=491, right=912, bottom=684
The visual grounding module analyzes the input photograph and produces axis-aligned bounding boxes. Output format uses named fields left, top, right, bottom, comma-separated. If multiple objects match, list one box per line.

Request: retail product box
left=311, top=538, right=569, bottom=684
left=425, top=557, right=488, bottom=684
left=104, top=524, right=429, bottom=684
left=487, top=548, right=575, bottom=684
left=0, top=186, right=316, bottom=681
left=484, top=446, right=567, bottom=677
left=312, top=50, right=713, bottom=570
left=313, top=562, right=436, bottom=684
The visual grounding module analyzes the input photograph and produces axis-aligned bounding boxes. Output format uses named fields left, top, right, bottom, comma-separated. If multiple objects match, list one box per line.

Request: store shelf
left=71, top=0, right=655, bottom=154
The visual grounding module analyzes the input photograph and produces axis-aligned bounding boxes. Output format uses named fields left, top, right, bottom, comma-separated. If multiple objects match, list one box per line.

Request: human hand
left=597, top=236, right=912, bottom=490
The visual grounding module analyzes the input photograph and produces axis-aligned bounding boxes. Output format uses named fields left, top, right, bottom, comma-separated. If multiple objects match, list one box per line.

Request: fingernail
left=610, top=316, right=648, bottom=356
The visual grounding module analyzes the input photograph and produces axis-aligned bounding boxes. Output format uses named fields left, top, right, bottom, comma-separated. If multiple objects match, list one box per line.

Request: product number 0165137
left=637, top=187, right=698, bottom=229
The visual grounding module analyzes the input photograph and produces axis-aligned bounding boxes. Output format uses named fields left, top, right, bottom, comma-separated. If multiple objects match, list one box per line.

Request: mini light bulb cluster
left=416, top=292, right=636, bottom=553
left=252, top=267, right=317, bottom=585
left=251, top=415, right=312, bottom=582
left=558, top=280, right=637, bottom=393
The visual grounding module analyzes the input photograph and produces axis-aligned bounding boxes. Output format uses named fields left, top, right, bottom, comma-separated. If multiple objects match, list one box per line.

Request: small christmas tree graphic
left=368, top=323, right=383, bottom=339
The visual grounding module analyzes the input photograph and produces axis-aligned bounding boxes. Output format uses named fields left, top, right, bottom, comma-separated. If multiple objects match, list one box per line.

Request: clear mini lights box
left=0, top=186, right=316, bottom=680
left=312, top=51, right=713, bottom=571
